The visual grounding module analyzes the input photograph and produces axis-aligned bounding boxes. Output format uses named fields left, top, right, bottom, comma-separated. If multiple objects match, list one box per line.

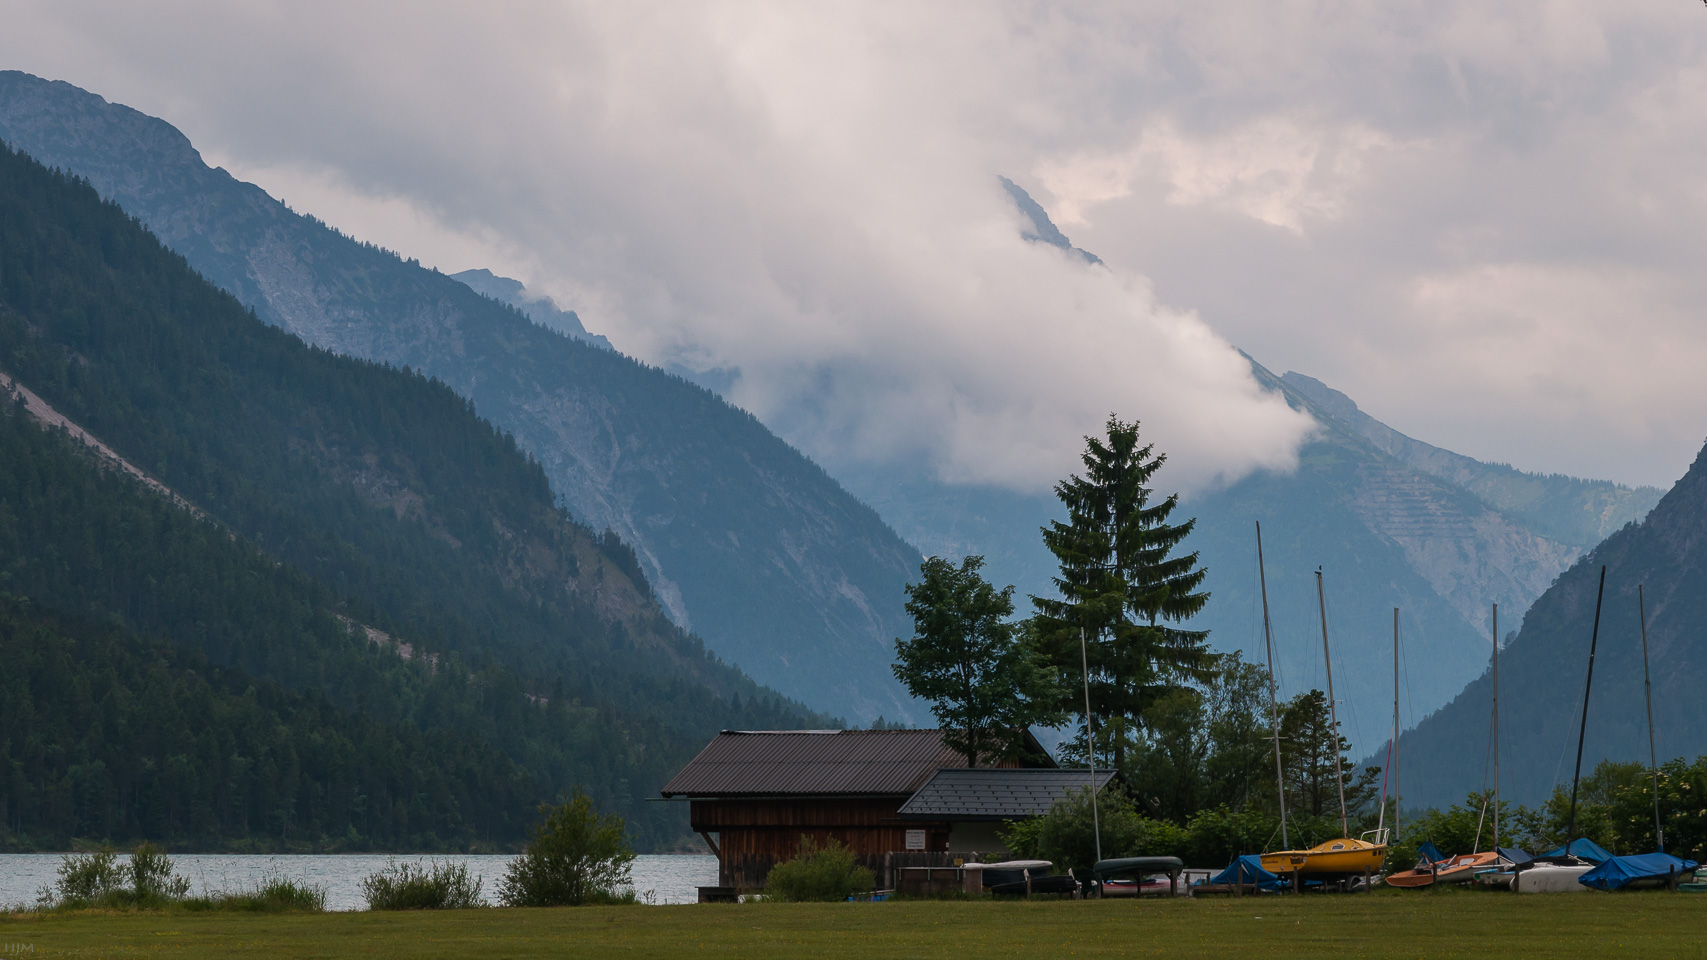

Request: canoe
left=990, top=874, right=1078, bottom=897
left=976, top=860, right=1052, bottom=887
left=1092, top=856, right=1185, bottom=880
left=1260, top=837, right=1386, bottom=877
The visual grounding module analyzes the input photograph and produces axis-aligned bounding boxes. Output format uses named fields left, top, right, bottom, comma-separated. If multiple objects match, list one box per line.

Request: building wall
left=691, top=797, right=950, bottom=888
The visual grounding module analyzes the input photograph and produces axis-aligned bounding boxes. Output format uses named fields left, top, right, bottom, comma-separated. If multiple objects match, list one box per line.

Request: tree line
left=893, top=416, right=1707, bottom=867
left=893, top=417, right=1393, bottom=851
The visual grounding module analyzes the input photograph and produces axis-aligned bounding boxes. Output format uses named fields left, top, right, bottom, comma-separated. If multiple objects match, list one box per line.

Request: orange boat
left=1387, top=851, right=1501, bottom=888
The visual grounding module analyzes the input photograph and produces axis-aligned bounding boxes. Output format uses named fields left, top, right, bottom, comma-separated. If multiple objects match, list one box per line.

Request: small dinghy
left=1389, top=846, right=1500, bottom=888
left=1472, top=847, right=1535, bottom=888
left=1513, top=855, right=1595, bottom=893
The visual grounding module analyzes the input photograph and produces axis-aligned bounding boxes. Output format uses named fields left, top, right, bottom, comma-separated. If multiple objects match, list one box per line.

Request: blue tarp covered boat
left=1497, top=846, right=1534, bottom=865
left=1544, top=838, right=1614, bottom=863
left=1202, top=855, right=1284, bottom=892
left=1578, top=852, right=1700, bottom=891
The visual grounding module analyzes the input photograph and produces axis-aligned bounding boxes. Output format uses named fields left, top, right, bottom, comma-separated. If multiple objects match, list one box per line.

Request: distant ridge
left=451, top=267, right=614, bottom=351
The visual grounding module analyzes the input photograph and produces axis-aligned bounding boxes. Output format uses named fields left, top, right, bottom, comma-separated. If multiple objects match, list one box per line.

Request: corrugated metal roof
left=659, top=730, right=1028, bottom=798
left=897, top=768, right=1115, bottom=820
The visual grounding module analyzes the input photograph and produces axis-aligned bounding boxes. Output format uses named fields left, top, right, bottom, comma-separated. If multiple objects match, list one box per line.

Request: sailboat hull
left=1260, top=839, right=1386, bottom=877
left=1514, top=864, right=1593, bottom=893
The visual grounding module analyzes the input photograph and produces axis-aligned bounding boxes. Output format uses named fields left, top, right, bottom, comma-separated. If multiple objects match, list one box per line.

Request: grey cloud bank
left=1, top=2, right=1702, bottom=489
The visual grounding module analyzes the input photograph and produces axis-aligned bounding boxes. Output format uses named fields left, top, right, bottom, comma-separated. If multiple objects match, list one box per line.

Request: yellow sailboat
left=1255, top=562, right=1389, bottom=880
left=1260, top=835, right=1388, bottom=877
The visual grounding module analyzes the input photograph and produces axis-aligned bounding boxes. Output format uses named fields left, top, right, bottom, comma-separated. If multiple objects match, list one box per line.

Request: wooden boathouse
left=659, top=728, right=1068, bottom=896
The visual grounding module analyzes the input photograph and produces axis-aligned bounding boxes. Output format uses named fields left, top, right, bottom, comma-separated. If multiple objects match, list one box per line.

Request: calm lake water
left=0, top=853, right=717, bottom=911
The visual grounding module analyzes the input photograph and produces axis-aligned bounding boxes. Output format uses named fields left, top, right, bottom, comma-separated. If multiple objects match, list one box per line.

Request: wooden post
left=1293, top=867, right=1300, bottom=895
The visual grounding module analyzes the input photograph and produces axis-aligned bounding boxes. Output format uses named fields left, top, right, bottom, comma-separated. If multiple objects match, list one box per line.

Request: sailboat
left=1513, top=567, right=1606, bottom=894
left=1576, top=584, right=1701, bottom=891
left=1258, top=566, right=1387, bottom=881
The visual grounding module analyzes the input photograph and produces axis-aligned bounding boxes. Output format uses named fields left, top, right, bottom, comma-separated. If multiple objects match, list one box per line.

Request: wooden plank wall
left=692, top=798, right=950, bottom=889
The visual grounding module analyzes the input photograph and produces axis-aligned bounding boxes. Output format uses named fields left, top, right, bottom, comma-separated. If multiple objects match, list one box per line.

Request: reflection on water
left=0, top=853, right=716, bottom=911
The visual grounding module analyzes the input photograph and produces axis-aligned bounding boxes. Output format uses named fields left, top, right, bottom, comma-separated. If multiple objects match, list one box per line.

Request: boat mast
left=1638, top=585, right=1662, bottom=852
left=1492, top=603, right=1499, bottom=854
left=1080, top=626, right=1102, bottom=863
left=1256, top=522, right=1288, bottom=850
left=1566, top=566, right=1607, bottom=845
left=1391, top=608, right=1400, bottom=846
left=1316, top=568, right=1348, bottom=838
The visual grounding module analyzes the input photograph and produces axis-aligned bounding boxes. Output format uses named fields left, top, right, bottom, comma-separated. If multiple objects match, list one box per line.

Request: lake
left=0, top=853, right=717, bottom=910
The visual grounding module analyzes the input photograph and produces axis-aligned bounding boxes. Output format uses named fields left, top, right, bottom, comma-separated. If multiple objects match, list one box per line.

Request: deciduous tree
left=894, top=556, right=1060, bottom=767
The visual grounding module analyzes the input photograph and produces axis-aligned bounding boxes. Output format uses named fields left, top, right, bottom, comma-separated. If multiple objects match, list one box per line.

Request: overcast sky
left=4, top=1, right=1706, bottom=492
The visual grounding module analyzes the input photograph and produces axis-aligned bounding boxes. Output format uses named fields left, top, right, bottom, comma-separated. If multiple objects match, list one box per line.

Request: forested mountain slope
left=0, top=70, right=923, bottom=724
left=847, top=181, right=1663, bottom=753
left=1392, top=441, right=1707, bottom=809
left=0, top=141, right=817, bottom=850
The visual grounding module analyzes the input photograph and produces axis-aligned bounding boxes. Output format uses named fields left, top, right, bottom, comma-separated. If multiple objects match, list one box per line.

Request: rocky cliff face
left=1282, top=373, right=1660, bottom=549
left=1393, top=441, right=1707, bottom=808
left=0, top=70, right=924, bottom=724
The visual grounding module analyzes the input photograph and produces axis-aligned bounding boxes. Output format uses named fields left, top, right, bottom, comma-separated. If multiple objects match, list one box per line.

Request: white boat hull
left=1514, top=864, right=1592, bottom=893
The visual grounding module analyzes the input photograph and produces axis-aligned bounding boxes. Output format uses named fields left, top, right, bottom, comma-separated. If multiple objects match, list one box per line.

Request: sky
left=3, top=1, right=1706, bottom=492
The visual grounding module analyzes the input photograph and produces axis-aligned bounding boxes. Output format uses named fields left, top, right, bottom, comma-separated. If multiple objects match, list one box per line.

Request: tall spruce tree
left=1031, top=415, right=1216, bottom=769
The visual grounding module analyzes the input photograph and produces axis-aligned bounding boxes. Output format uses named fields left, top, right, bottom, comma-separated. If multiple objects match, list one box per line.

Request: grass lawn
left=1, top=890, right=1701, bottom=959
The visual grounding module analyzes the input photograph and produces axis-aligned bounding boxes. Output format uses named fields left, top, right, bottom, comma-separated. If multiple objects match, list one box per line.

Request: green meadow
left=2, top=892, right=1702, bottom=960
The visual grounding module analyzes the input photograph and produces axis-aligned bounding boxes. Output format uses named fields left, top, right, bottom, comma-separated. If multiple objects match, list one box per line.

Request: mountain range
left=1392, top=438, right=1707, bottom=808
left=0, top=70, right=924, bottom=725
left=0, top=140, right=819, bottom=849
left=1, top=67, right=1676, bottom=774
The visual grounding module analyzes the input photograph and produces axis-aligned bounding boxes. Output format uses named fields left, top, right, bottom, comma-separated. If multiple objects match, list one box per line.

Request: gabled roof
left=897, top=767, right=1114, bottom=820
left=659, top=729, right=1052, bottom=798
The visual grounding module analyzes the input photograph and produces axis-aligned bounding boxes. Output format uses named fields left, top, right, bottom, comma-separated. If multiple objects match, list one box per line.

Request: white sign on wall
left=905, top=829, right=926, bottom=850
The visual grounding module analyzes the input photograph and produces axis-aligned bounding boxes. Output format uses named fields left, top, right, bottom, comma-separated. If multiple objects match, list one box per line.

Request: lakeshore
left=2, top=892, right=1701, bottom=959
left=0, top=855, right=716, bottom=911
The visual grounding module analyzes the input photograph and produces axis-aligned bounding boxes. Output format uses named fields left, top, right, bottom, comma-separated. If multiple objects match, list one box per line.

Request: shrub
left=764, top=837, right=875, bottom=902
left=361, top=860, right=485, bottom=910
left=498, top=789, right=636, bottom=907
left=41, top=842, right=190, bottom=909
left=47, top=848, right=125, bottom=903
left=1005, top=785, right=1160, bottom=875
left=128, top=842, right=191, bottom=901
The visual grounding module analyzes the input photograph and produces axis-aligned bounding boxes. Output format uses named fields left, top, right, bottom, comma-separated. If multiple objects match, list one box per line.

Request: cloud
left=1, top=1, right=1703, bottom=488
left=1038, top=116, right=1396, bottom=233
